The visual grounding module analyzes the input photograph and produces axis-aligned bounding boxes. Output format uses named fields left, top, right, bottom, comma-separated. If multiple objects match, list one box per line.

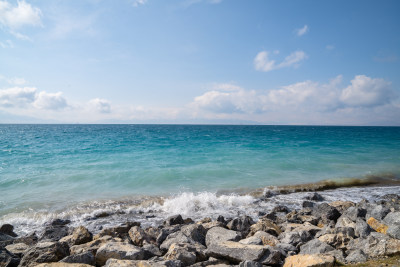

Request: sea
left=1, top=124, right=399, bottom=235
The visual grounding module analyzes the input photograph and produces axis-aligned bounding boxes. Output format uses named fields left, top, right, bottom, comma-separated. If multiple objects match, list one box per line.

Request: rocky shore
left=1, top=192, right=400, bottom=267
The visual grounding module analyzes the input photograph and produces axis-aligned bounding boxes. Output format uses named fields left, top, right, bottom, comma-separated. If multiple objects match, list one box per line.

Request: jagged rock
left=164, top=215, right=184, bottom=226
left=60, top=251, right=95, bottom=265
left=207, top=241, right=280, bottom=265
left=200, top=221, right=225, bottom=231
left=272, top=205, right=290, bottom=213
left=0, top=224, right=17, bottom=238
left=190, top=257, right=228, bottom=267
left=342, top=207, right=366, bottom=222
left=35, top=264, right=92, bottom=267
left=367, top=217, right=388, bottom=234
left=70, top=235, right=118, bottom=255
left=335, top=215, right=356, bottom=229
left=345, top=249, right=367, bottom=263
left=205, top=227, right=241, bottom=247
left=39, top=225, right=70, bottom=242
left=355, top=218, right=371, bottom=238
left=143, top=244, right=162, bottom=258
left=329, top=201, right=355, bottom=213
left=104, top=259, right=182, bottom=267
left=129, top=226, right=151, bottom=246
left=160, top=232, right=193, bottom=251
left=0, top=248, right=20, bottom=267
left=180, top=224, right=207, bottom=246
left=383, top=211, right=400, bottom=225
left=276, top=243, right=297, bottom=257
left=94, top=222, right=140, bottom=239
left=387, top=224, right=400, bottom=239
left=299, top=239, right=334, bottom=254
left=19, top=241, right=69, bottom=267
left=279, top=231, right=312, bottom=247
left=312, top=203, right=341, bottom=223
left=317, top=233, right=352, bottom=249
left=347, top=232, right=400, bottom=257
left=284, top=223, right=322, bottom=236
left=304, top=192, right=324, bottom=202
left=283, top=254, right=334, bottom=267
left=95, top=242, right=144, bottom=266
left=164, top=243, right=206, bottom=266
left=226, top=216, right=254, bottom=236
left=239, top=260, right=262, bottom=267
left=50, top=219, right=71, bottom=226
left=5, top=242, right=29, bottom=257
left=240, top=231, right=278, bottom=246
left=366, top=204, right=390, bottom=221
left=247, top=218, right=281, bottom=237
left=71, top=226, right=92, bottom=246
left=13, top=233, right=38, bottom=246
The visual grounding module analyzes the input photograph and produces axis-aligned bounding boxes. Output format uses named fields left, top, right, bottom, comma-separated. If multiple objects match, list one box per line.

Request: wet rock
left=283, top=254, right=334, bottom=267
left=95, top=242, right=144, bottom=266
left=13, top=233, right=38, bottom=246
left=19, top=241, right=69, bottom=267
left=205, top=227, right=241, bottom=247
left=0, top=224, right=17, bottom=238
left=0, top=233, right=15, bottom=248
left=238, top=260, right=262, bottom=267
left=312, top=203, right=341, bottom=223
left=299, top=239, right=334, bottom=254
left=180, top=224, right=207, bottom=246
left=272, top=205, right=290, bottom=213
left=0, top=248, right=20, bottom=267
left=355, top=218, right=371, bottom=238
left=345, top=249, right=367, bottom=263
left=302, top=201, right=315, bottom=208
left=60, top=251, right=95, bottom=265
left=226, top=216, right=254, bottom=237
left=39, top=225, right=70, bottom=242
left=50, top=219, right=71, bottom=226
left=164, top=215, right=184, bottom=226
left=247, top=218, right=281, bottom=237
left=366, top=217, right=388, bottom=234
left=5, top=242, right=29, bottom=257
left=304, top=192, right=324, bottom=202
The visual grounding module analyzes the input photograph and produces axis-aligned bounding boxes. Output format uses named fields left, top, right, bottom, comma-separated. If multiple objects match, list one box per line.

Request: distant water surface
left=0, top=124, right=399, bottom=233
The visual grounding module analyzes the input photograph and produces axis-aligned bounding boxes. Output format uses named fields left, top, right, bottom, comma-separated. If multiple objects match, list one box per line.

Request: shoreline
left=1, top=185, right=400, bottom=266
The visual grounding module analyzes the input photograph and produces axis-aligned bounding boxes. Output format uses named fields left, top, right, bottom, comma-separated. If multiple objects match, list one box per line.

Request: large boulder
left=299, top=239, right=334, bottom=255
left=226, top=216, right=255, bottom=237
left=39, top=225, right=70, bottom=242
left=180, top=224, right=207, bottom=246
left=0, top=248, right=20, bottom=267
left=383, top=211, right=400, bottom=226
left=283, top=254, right=334, bottom=267
left=345, top=249, right=367, bottom=263
left=95, top=242, right=144, bottom=266
left=60, top=251, right=95, bottom=265
left=164, top=243, right=206, bottom=266
left=247, top=219, right=281, bottom=237
left=104, top=259, right=182, bottom=267
left=366, top=204, right=390, bottom=221
left=70, top=235, right=118, bottom=255
left=160, top=232, right=193, bottom=252
left=19, top=241, right=69, bottom=267
left=164, top=215, right=184, bottom=226
left=312, top=203, right=341, bottom=224
left=129, top=226, right=152, bottom=247
left=0, top=224, right=17, bottom=237
left=342, top=207, right=366, bottom=222
left=205, top=227, right=241, bottom=247
left=5, top=242, right=29, bottom=257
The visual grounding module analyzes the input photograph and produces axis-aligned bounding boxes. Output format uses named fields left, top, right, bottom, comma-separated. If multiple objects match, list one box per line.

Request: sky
left=1, top=0, right=400, bottom=125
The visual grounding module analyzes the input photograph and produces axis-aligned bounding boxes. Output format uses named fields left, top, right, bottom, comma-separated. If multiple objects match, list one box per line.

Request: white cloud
left=132, top=0, right=148, bottom=7
left=33, top=91, right=67, bottom=110
left=254, top=50, right=307, bottom=72
left=88, top=98, right=111, bottom=113
left=0, top=87, right=36, bottom=107
left=296, top=25, right=309, bottom=36
left=0, top=39, right=13, bottom=48
left=340, top=75, right=393, bottom=107
left=0, top=0, right=42, bottom=29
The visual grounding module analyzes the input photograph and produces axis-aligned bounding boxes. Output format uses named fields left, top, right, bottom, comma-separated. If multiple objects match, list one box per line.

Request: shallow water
left=0, top=124, right=399, bottom=234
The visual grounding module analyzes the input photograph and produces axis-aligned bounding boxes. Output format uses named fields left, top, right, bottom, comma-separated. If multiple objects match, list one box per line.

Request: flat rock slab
left=283, top=254, right=335, bottom=267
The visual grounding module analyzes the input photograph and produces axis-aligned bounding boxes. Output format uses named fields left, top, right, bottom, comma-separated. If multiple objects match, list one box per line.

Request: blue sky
left=1, top=0, right=399, bottom=125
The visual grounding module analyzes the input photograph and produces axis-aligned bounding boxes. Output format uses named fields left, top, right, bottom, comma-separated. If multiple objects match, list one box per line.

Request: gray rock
left=383, top=211, right=400, bottom=226
left=272, top=205, right=290, bottom=213
left=345, top=249, right=367, bottom=263
left=278, top=231, right=312, bottom=247
left=347, top=232, right=400, bottom=257
left=0, top=233, right=15, bottom=248
left=13, top=233, right=38, bottom=246
left=275, top=243, right=297, bottom=255
left=305, top=192, right=324, bottom=202
left=95, top=242, right=145, bottom=266
left=160, top=232, right=193, bottom=251
left=180, top=224, right=207, bottom=246
left=366, top=204, right=390, bottom=221
left=302, top=201, right=315, bottom=208
left=143, top=244, right=163, bottom=259
left=355, top=218, right=371, bottom=238
left=39, top=225, right=69, bottom=242
left=312, top=203, right=341, bottom=223
left=95, top=222, right=140, bottom=239
left=205, top=227, right=241, bottom=247
left=299, top=239, right=334, bottom=254
left=190, top=257, right=228, bottom=267
left=60, top=251, right=95, bottom=265
left=105, top=259, right=182, bottom=267
left=164, top=243, right=206, bottom=266
left=164, top=215, right=184, bottom=226
left=19, top=241, right=69, bottom=267
left=226, top=216, right=254, bottom=236
left=343, top=207, right=366, bottom=222
left=0, top=248, right=20, bottom=267
left=0, top=224, right=17, bottom=238
left=335, top=215, right=356, bottom=229
left=50, top=219, right=71, bottom=226
left=238, top=260, right=262, bottom=267
left=387, top=224, right=400, bottom=240
left=5, top=242, right=29, bottom=257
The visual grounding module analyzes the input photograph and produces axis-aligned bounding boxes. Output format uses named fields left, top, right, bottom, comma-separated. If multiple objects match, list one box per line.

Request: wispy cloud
left=182, top=0, right=223, bottom=8
left=0, top=39, right=13, bottom=48
left=132, top=0, right=148, bottom=7
left=254, top=50, right=307, bottom=72
left=296, top=25, right=308, bottom=36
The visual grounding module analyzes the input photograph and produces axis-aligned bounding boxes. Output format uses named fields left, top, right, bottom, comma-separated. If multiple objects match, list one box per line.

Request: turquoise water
left=1, top=124, right=400, bottom=231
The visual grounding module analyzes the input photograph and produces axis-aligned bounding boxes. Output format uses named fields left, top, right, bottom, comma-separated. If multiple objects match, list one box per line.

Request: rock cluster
left=1, top=192, right=400, bottom=267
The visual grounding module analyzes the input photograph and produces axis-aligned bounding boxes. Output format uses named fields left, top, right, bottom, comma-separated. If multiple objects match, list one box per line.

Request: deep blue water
left=1, top=124, right=400, bottom=220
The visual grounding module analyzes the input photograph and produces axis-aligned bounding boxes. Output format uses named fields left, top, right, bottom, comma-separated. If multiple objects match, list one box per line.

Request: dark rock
left=355, top=218, right=371, bottom=238
left=343, top=207, right=367, bottom=222
left=305, top=192, right=324, bottom=202
left=19, top=241, right=70, bottom=267
left=217, top=215, right=225, bottom=224
left=0, top=225, right=17, bottom=238
left=345, top=249, right=367, bottom=263
left=275, top=243, right=297, bottom=257
left=50, top=219, right=71, bottom=226
left=205, top=227, right=241, bottom=247
left=164, top=215, right=184, bottom=226
left=312, top=203, right=341, bottom=223
left=95, top=222, right=140, bottom=239
left=60, top=251, right=95, bottom=265
left=0, top=233, right=14, bottom=248
left=299, top=239, right=334, bottom=254
left=272, top=205, right=290, bottom=213
left=39, top=225, right=69, bottom=242
left=366, top=204, right=390, bottom=221
left=13, top=233, right=38, bottom=246
left=226, top=216, right=254, bottom=236
left=278, top=231, right=312, bottom=247
left=180, top=224, right=207, bottom=246
left=302, top=201, right=315, bottom=208
left=239, top=260, right=263, bottom=267
left=143, top=244, right=162, bottom=259
left=0, top=248, right=20, bottom=267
